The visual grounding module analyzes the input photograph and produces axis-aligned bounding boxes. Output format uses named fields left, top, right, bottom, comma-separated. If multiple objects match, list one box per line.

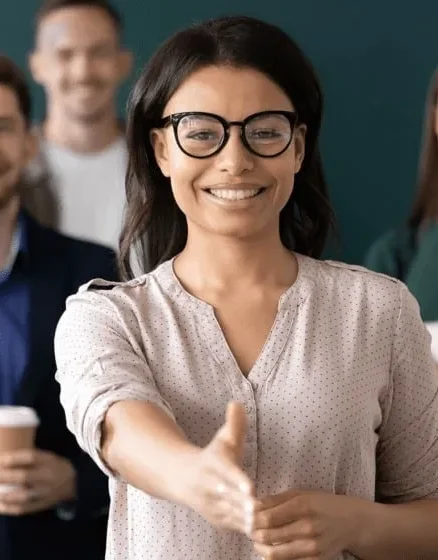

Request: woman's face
left=151, top=65, right=306, bottom=242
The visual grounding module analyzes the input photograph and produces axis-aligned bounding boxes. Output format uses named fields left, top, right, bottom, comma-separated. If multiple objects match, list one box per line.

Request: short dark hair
left=35, top=0, right=122, bottom=35
left=119, top=15, right=336, bottom=279
left=0, top=56, right=31, bottom=127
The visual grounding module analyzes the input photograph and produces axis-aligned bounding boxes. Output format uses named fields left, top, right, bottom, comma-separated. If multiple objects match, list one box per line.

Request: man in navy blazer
left=0, top=56, right=117, bottom=559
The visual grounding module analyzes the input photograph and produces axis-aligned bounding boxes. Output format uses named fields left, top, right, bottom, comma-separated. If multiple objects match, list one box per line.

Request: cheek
left=49, top=67, right=68, bottom=88
left=167, top=149, right=209, bottom=209
left=168, top=143, right=205, bottom=179
left=0, top=138, right=19, bottom=163
left=265, top=158, right=297, bottom=198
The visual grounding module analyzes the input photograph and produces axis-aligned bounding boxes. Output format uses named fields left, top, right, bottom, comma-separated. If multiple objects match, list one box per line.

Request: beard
left=0, top=161, right=20, bottom=210
left=63, top=82, right=113, bottom=125
left=0, top=180, right=18, bottom=210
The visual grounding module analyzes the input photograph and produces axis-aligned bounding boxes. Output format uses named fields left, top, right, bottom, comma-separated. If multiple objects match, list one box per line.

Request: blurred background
left=2, top=0, right=438, bottom=263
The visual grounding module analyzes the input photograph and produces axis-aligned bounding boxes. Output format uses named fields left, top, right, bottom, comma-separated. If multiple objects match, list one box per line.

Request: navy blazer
left=2, top=214, right=118, bottom=560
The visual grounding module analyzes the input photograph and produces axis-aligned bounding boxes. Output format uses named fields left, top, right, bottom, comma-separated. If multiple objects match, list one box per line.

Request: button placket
left=241, top=385, right=258, bottom=471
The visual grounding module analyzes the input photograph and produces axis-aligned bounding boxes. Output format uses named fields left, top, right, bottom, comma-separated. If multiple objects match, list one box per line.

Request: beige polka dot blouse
left=54, top=254, right=438, bottom=560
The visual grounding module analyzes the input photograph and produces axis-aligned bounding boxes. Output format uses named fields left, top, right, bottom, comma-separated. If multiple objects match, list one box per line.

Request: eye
left=90, top=45, right=115, bottom=59
left=250, top=128, right=283, bottom=139
left=0, top=120, right=15, bottom=133
left=56, top=49, right=74, bottom=62
left=185, top=130, right=220, bottom=141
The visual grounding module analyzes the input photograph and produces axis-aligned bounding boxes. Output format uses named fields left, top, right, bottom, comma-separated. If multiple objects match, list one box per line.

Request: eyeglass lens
left=176, top=113, right=293, bottom=157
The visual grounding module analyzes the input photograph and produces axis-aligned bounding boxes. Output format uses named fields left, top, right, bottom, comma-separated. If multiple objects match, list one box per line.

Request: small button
left=245, top=404, right=253, bottom=414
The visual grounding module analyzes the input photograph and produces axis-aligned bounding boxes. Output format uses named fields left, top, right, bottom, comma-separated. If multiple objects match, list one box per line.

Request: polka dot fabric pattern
left=54, top=254, right=438, bottom=560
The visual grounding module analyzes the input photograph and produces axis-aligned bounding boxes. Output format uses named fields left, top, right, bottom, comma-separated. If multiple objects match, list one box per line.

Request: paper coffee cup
left=0, top=407, right=39, bottom=494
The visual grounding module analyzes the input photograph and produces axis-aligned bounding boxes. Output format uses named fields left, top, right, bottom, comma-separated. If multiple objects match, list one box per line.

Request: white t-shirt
left=425, top=321, right=438, bottom=361
left=24, top=136, right=127, bottom=251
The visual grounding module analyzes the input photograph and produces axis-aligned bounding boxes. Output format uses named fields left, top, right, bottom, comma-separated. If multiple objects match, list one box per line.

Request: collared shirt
left=0, top=214, right=29, bottom=404
left=54, top=255, right=438, bottom=560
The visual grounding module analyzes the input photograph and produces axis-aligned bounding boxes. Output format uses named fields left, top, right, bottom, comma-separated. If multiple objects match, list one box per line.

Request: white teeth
left=208, top=188, right=262, bottom=200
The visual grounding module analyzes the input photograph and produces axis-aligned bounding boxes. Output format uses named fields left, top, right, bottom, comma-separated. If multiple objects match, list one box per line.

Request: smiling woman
left=54, top=14, right=438, bottom=560
left=119, top=21, right=334, bottom=276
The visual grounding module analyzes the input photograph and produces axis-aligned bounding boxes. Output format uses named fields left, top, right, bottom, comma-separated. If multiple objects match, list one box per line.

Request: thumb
left=216, top=402, right=247, bottom=462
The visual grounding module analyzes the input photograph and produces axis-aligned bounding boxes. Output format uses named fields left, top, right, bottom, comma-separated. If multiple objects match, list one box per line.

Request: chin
left=207, top=224, right=268, bottom=241
left=67, top=105, right=108, bottom=124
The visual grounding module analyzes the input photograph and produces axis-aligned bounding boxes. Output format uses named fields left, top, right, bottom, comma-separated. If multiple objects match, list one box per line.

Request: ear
left=28, top=51, right=45, bottom=85
left=117, top=49, right=133, bottom=81
left=293, top=124, right=306, bottom=173
left=150, top=129, right=170, bottom=177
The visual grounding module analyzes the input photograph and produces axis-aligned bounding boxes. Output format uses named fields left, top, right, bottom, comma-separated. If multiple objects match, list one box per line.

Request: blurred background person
left=365, top=67, right=438, bottom=323
left=21, top=0, right=132, bottom=251
left=0, top=55, right=116, bottom=560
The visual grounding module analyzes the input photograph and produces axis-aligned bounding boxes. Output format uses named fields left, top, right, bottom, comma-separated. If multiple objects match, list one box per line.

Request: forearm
left=102, top=400, right=199, bottom=504
left=351, top=499, right=438, bottom=560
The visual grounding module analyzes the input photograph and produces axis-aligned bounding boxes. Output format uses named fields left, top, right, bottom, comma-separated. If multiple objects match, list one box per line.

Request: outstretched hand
left=181, top=401, right=255, bottom=534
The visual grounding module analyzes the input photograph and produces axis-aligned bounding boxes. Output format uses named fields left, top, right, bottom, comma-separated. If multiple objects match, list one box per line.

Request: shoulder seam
left=323, top=259, right=402, bottom=285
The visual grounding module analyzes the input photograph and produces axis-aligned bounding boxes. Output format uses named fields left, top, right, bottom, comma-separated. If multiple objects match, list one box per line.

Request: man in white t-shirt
left=22, top=0, right=132, bottom=251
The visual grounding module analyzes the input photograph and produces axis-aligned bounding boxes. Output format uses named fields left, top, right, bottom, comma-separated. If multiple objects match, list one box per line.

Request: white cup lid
left=0, top=407, right=40, bottom=427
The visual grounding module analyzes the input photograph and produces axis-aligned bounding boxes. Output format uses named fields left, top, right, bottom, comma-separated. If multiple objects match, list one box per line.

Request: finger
left=216, top=402, right=247, bottom=461
left=0, top=449, right=38, bottom=469
left=0, top=489, right=48, bottom=516
left=210, top=450, right=254, bottom=496
left=214, top=496, right=253, bottom=534
left=203, top=472, right=255, bottom=531
left=255, top=489, right=300, bottom=511
left=0, top=468, right=33, bottom=486
left=0, top=487, right=41, bottom=505
left=252, top=519, right=318, bottom=546
left=0, top=465, right=47, bottom=487
left=205, top=479, right=253, bottom=511
left=254, top=539, right=320, bottom=559
left=253, top=496, right=309, bottom=530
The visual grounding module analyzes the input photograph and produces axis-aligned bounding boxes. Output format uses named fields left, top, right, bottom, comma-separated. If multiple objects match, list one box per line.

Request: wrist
left=347, top=498, right=388, bottom=555
left=168, top=444, right=202, bottom=507
left=59, top=458, right=77, bottom=503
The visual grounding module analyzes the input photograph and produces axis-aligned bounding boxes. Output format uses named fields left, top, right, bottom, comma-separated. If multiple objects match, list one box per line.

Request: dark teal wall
left=1, top=0, right=438, bottom=263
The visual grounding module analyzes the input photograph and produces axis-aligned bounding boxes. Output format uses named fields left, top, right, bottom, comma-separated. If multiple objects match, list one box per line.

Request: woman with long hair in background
left=365, top=67, right=438, bottom=321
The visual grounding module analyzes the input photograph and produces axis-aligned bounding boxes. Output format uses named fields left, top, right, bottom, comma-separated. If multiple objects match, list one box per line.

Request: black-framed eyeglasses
left=157, top=110, right=298, bottom=159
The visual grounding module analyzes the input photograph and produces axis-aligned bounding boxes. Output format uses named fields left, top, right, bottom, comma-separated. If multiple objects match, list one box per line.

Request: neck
left=0, top=196, right=20, bottom=270
left=43, top=105, right=121, bottom=153
left=174, top=227, right=297, bottom=294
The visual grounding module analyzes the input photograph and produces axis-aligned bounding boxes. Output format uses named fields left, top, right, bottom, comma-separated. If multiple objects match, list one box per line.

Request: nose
left=69, top=53, right=95, bottom=82
left=215, top=128, right=255, bottom=175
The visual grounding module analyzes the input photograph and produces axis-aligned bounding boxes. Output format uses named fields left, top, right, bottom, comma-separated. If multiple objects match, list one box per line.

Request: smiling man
left=22, top=0, right=132, bottom=251
left=0, top=55, right=118, bottom=560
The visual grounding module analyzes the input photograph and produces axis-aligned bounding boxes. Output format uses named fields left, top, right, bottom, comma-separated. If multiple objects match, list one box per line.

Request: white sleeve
left=54, top=285, right=176, bottom=477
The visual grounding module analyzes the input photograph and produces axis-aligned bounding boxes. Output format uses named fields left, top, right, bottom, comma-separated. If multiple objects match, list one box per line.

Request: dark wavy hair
left=119, top=15, right=336, bottom=279
left=409, top=67, right=438, bottom=228
left=0, top=56, right=31, bottom=128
